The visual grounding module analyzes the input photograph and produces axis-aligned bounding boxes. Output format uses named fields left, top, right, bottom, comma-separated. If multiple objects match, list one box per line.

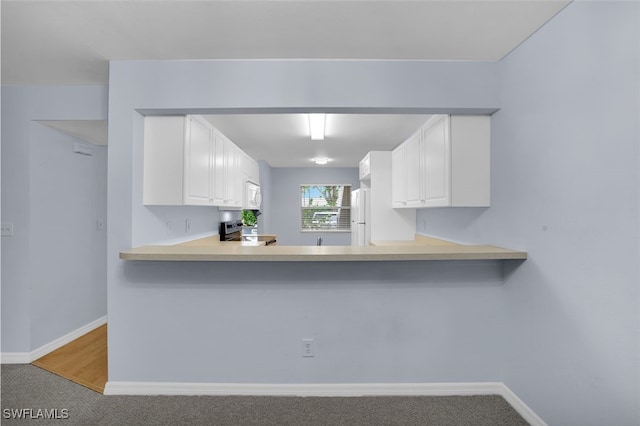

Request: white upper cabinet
left=238, top=148, right=260, bottom=185
left=421, top=115, right=451, bottom=207
left=359, top=153, right=371, bottom=181
left=222, top=137, right=242, bottom=209
left=405, top=132, right=422, bottom=207
left=143, top=115, right=258, bottom=208
left=144, top=115, right=217, bottom=206
left=448, top=115, right=490, bottom=207
left=392, top=114, right=490, bottom=209
left=183, top=115, right=215, bottom=205
left=248, top=153, right=260, bottom=184
left=211, top=130, right=226, bottom=206
left=143, top=116, right=187, bottom=205
left=392, top=130, right=423, bottom=208
left=391, top=142, right=408, bottom=207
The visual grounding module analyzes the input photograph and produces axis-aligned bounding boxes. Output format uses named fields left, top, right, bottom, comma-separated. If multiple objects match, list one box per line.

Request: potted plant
left=241, top=209, right=258, bottom=235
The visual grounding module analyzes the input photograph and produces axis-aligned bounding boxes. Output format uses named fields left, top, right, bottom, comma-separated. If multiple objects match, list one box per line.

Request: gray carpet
left=2, top=365, right=529, bottom=425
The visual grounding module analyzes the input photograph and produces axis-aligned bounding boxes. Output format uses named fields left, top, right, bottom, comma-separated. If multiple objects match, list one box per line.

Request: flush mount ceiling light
left=308, top=113, right=326, bottom=140
left=313, top=157, right=329, bottom=165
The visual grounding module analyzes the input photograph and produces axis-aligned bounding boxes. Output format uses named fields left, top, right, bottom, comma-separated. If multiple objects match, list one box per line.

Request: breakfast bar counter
left=120, top=234, right=527, bottom=262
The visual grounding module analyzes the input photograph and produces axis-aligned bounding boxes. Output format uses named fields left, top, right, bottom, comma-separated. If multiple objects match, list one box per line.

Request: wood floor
left=32, top=324, right=108, bottom=393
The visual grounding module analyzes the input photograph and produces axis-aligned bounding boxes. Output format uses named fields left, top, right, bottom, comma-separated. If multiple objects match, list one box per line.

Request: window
left=300, top=185, right=351, bottom=232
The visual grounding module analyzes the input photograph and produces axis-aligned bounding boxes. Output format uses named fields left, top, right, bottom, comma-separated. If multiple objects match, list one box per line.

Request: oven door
left=244, top=182, right=262, bottom=210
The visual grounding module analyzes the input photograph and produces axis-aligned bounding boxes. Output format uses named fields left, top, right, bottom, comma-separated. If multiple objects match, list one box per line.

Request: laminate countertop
left=120, top=234, right=527, bottom=262
left=178, top=235, right=277, bottom=247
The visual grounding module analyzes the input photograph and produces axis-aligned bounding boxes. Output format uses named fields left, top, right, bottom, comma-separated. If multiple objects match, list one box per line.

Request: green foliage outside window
left=300, top=185, right=351, bottom=231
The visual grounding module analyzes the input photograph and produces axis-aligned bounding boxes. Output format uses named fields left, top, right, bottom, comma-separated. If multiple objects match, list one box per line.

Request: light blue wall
left=420, top=2, right=640, bottom=425
left=107, top=60, right=504, bottom=385
left=1, top=86, right=108, bottom=353
left=29, top=125, right=108, bottom=348
left=119, top=260, right=506, bottom=383
left=270, top=167, right=359, bottom=246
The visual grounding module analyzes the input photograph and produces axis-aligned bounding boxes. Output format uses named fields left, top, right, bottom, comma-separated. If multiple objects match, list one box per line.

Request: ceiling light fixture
left=308, top=114, right=326, bottom=140
left=313, top=157, right=329, bottom=165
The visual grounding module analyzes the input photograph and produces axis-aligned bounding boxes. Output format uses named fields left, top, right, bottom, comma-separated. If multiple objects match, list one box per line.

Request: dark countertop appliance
left=219, top=220, right=243, bottom=242
left=219, top=219, right=276, bottom=246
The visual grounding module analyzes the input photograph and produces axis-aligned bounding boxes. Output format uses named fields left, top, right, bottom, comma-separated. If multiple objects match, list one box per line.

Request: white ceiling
left=204, top=113, right=433, bottom=167
left=1, top=0, right=569, bottom=86
left=1, top=0, right=569, bottom=166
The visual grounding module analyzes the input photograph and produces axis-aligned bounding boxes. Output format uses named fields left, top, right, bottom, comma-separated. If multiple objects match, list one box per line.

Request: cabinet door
left=359, top=153, right=371, bottom=181
left=391, top=144, right=407, bottom=207
left=143, top=116, right=186, bottom=205
left=244, top=154, right=259, bottom=185
left=222, top=137, right=234, bottom=205
left=405, top=133, right=421, bottom=206
left=238, top=149, right=258, bottom=183
left=211, top=131, right=226, bottom=205
left=231, top=147, right=244, bottom=207
left=183, top=115, right=213, bottom=205
left=450, top=115, right=490, bottom=207
left=222, top=138, right=242, bottom=208
left=422, top=115, right=451, bottom=207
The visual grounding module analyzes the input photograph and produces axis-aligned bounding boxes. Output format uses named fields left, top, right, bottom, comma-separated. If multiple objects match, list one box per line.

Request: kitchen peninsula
left=120, top=234, right=526, bottom=262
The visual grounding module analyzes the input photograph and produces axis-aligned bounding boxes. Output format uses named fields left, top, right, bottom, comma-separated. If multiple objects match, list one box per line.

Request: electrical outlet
left=1, top=222, right=14, bottom=237
left=166, top=221, right=173, bottom=235
left=302, top=338, right=315, bottom=358
left=185, top=219, right=191, bottom=233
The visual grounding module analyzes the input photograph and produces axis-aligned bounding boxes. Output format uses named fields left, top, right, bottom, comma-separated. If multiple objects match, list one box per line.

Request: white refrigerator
left=351, top=189, right=367, bottom=246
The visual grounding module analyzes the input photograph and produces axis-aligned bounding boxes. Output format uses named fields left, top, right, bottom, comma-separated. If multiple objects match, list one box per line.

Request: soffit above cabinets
left=2, top=1, right=570, bottom=85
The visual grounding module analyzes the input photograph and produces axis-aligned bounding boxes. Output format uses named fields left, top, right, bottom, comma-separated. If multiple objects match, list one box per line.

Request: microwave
left=244, top=181, right=262, bottom=210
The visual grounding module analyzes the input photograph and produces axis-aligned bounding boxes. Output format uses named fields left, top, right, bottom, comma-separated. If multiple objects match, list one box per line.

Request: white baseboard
left=104, top=380, right=545, bottom=425
left=104, top=381, right=503, bottom=397
left=0, top=352, right=32, bottom=364
left=498, top=383, right=547, bottom=426
left=1, top=315, right=107, bottom=364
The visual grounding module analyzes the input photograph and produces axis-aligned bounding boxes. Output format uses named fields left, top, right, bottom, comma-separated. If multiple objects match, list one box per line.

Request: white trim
left=104, top=381, right=504, bottom=397
left=30, top=316, right=107, bottom=361
left=1, top=315, right=107, bottom=364
left=104, top=381, right=545, bottom=425
left=498, top=383, right=547, bottom=426
left=0, top=352, right=32, bottom=364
